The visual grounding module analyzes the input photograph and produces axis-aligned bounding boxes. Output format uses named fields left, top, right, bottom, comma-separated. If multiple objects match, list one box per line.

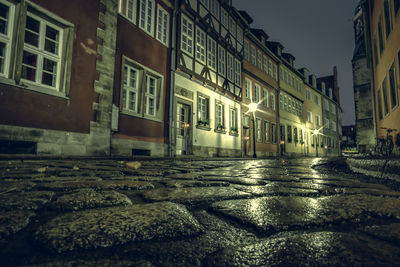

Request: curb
left=346, top=157, right=400, bottom=182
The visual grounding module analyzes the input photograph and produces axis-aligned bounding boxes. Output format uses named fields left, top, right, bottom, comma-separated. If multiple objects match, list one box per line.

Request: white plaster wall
left=175, top=73, right=242, bottom=151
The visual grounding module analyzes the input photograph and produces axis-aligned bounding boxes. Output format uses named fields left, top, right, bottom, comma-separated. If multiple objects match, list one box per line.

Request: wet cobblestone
left=0, top=157, right=400, bottom=266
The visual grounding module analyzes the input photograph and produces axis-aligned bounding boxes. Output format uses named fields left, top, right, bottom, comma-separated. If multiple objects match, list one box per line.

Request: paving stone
left=0, top=181, right=36, bottom=193
left=0, top=191, right=54, bottom=211
left=164, top=180, right=230, bottom=188
left=51, top=189, right=132, bottom=211
left=0, top=210, right=35, bottom=244
left=205, top=231, right=400, bottom=266
left=212, top=195, right=400, bottom=232
left=199, top=176, right=267, bottom=185
left=234, top=184, right=319, bottom=197
left=35, top=202, right=202, bottom=253
left=272, top=181, right=336, bottom=193
left=37, top=180, right=154, bottom=191
left=336, top=187, right=400, bottom=197
left=164, top=173, right=204, bottom=180
left=359, top=223, right=400, bottom=243
left=141, top=187, right=251, bottom=204
left=31, top=176, right=102, bottom=182
left=25, top=259, right=154, bottom=267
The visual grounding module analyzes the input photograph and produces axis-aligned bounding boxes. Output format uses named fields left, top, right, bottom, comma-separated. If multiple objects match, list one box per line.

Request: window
left=299, top=129, right=303, bottom=143
left=273, top=65, right=278, bottom=81
left=210, top=0, right=219, bottom=19
left=257, top=50, right=262, bottom=69
left=139, top=0, right=155, bottom=36
left=229, top=16, right=236, bottom=38
left=307, top=111, right=313, bottom=123
left=230, top=108, right=238, bottom=132
left=221, top=8, right=228, bottom=29
left=324, top=118, right=330, bottom=129
left=244, top=40, right=249, bottom=61
left=227, top=52, right=233, bottom=81
left=306, top=89, right=311, bottom=100
left=234, top=59, right=241, bottom=86
left=181, top=15, right=194, bottom=55
left=263, top=56, right=268, bottom=73
left=215, top=102, right=224, bottom=130
left=314, top=94, right=319, bottom=105
left=384, top=0, right=392, bottom=39
left=287, top=125, right=292, bottom=143
left=119, top=0, right=137, bottom=24
left=254, top=83, right=261, bottom=103
left=271, top=123, right=277, bottom=143
left=264, top=121, right=270, bottom=143
left=121, top=59, right=163, bottom=120
left=270, top=93, right=275, bottom=110
left=269, top=60, right=273, bottom=77
left=197, top=93, right=210, bottom=126
left=378, top=88, right=383, bottom=120
left=156, top=4, right=169, bottom=46
left=324, top=99, right=329, bottom=111
left=330, top=103, right=336, bottom=115
left=294, top=127, right=298, bottom=143
left=123, top=65, right=139, bottom=113
left=242, top=114, right=250, bottom=127
left=395, top=0, right=400, bottom=15
left=329, top=88, right=333, bottom=99
left=331, top=120, right=337, bottom=132
left=280, top=66, right=283, bottom=81
left=237, top=25, right=243, bottom=44
left=311, top=133, right=315, bottom=146
left=263, top=89, right=268, bottom=107
left=382, top=77, right=389, bottom=115
left=0, top=1, right=13, bottom=77
left=256, top=118, right=262, bottom=142
left=251, top=46, right=256, bottom=65
left=245, top=78, right=251, bottom=99
left=207, top=37, right=216, bottom=70
left=196, top=27, right=206, bottom=63
left=145, top=75, right=157, bottom=116
left=378, top=17, right=384, bottom=55
left=315, top=115, right=321, bottom=126
left=218, top=45, right=225, bottom=76
left=389, top=63, right=398, bottom=109
left=284, top=70, right=288, bottom=83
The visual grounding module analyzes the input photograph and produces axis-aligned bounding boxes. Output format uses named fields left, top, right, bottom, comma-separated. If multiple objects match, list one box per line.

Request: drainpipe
left=168, top=0, right=178, bottom=158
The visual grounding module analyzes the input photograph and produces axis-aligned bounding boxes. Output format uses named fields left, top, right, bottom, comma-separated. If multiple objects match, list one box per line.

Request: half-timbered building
left=172, top=0, right=248, bottom=157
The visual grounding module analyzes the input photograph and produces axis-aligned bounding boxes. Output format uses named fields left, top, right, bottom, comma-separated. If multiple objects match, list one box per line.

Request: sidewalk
left=345, top=156, right=400, bottom=182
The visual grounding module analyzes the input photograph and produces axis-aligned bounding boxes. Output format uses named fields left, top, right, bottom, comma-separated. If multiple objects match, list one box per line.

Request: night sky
left=233, top=0, right=359, bottom=126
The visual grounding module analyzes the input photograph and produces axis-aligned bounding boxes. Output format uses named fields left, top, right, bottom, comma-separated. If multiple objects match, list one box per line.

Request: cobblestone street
left=1, top=157, right=400, bottom=266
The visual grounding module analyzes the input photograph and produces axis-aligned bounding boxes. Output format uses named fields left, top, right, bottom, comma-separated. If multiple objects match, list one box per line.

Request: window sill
left=229, top=131, right=239, bottom=137
left=0, top=77, right=69, bottom=99
left=121, top=109, right=162, bottom=123
left=214, top=129, right=227, bottom=134
left=196, top=125, right=211, bottom=131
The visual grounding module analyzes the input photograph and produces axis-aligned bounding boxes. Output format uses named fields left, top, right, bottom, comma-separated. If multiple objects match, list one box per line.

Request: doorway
left=243, top=127, right=250, bottom=156
left=176, top=102, right=192, bottom=155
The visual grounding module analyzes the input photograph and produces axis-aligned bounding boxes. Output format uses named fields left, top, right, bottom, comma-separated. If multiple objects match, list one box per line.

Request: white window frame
left=244, top=40, right=249, bottom=61
left=230, top=107, right=238, bottom=132
left=251, top=45, right=256, bottom=65
left=273, top=64, right=278, bottom=81
left=0, top=0, right=14, bottom=78
left=268, top=60, right=273, bottom=77
left=180, top=15, right=193, bottom=56
left=306, top=89, right=311, bottom=101
left=210, top=0, right=219, bottom=19
left=254, top=83, right=261, bottom=103
left=264, top=120, right=270, bottom=143
left=139, top=0, right=155, bottom=36
left=257, top=50, right=262, bottom=69
left=123, top=65, right=139, bottom=113
left=156, top=4, right=169, bottom=47
left=315, top=115, right=321, bottom=126
left=218, top=45, right=225, bottom=77
left=245, top=78, right=252, bottom=99
left=270, top=93, right=275, bottom=110
left=263, top=56, right=268, bottom=74
left=215, top=101, right=224, bottom=128
left=307, top=111, right=313, bottom=123
left=234, top=58, right=241, bottom=86
left=145, top=74, right=157, bottom=116
left=207, top=37, right=216, bottom=70
left=314, top=94, right=320, bottom=105
left=119, top=0, right=137, bottom=24
left=22, top=12, right=63, bottom=90
left=256, top=117, right=262, bottom=142
left=195, top=26, right=206, bottom=63
left=263, top=88, right=268, bottom=107
left=227, top=52, right=233, bottom=82
left=229, top=16, right=236, bottom=39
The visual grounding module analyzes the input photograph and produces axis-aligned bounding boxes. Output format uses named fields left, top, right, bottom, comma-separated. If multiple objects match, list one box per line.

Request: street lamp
left=248, top=102, right=258, bottom=158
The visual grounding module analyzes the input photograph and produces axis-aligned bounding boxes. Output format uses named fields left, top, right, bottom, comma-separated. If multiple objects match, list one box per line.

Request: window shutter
left=14, top=1, right=28, bottom=84
left=156, top=77, right=161, bottom=111
left=206, top=97, right=210, bottom=121
left=119, top=57, right=127, bottom=112
left=61, top=27, right=74, bottom=96
left=139, top=70, right=147, bottom=115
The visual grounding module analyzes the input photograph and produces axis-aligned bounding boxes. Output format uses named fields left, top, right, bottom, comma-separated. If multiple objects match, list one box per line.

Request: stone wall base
left=111, top=137, right=167, bottom=157
left=192, top=145, right=241, bottom=158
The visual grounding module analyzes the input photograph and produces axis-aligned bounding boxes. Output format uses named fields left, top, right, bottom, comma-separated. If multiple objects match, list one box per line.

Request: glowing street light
left=248, top=102, right=258, bottom=158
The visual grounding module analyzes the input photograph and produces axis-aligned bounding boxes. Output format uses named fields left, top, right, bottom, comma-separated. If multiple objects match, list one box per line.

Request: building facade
left=112, top=0, right=173, bottom=157
left=242, top=29, right=279, bottom=157
left=0, top=0, right=117, bottom=156
left=364, top=0, right=400, bottom=154
left=352, top=2, right=376, bottom=153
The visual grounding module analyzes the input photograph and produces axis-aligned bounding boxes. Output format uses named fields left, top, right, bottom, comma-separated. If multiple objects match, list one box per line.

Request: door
left=243, top=127, right=250, bottom=156
left=176, top=103, right=191, bottom=155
